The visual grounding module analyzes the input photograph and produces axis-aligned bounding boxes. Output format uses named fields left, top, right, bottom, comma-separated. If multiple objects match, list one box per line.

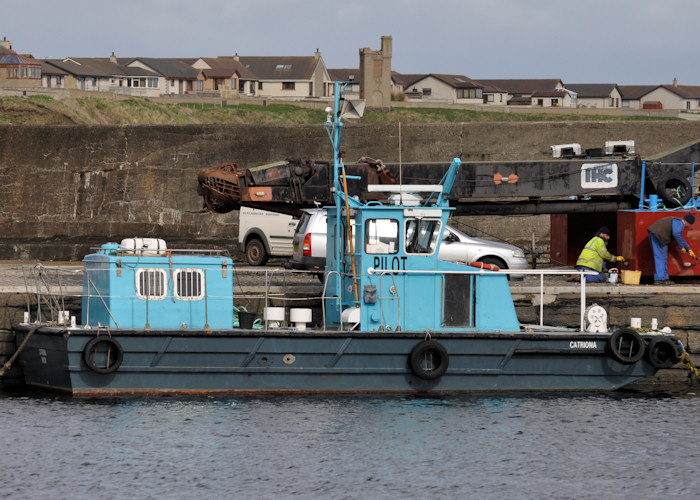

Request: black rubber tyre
left=646, top=336, right=681, bottom=369
left=83, top=337, right=123, bottom=374
left=409, top=340, right=449, bottom=380
left=608, top=328, right=645, bottom=365
left=657, top=175, right=691, bottom=207
left=245, top=238, right=268, bottom=266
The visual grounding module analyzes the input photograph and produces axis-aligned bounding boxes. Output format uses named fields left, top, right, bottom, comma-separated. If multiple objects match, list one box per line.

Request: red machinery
left=551, top=210, right=700, bottom=278
left=618, top=209, right=700, bottom=277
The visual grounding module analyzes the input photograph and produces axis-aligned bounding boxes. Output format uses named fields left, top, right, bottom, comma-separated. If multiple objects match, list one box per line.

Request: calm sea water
left=1, top=391, right=699, bottom=499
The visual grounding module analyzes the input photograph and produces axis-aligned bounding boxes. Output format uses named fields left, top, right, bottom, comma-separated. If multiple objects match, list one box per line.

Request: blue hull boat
left=11, top=82, right=682, bottom=396
left=13, top=326, right=661, bottom=396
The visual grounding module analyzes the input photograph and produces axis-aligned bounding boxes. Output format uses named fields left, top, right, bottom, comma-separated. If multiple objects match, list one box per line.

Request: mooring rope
left=0, top=326, right=41, bottom=377
left=679, top=351, right=700, bottom=381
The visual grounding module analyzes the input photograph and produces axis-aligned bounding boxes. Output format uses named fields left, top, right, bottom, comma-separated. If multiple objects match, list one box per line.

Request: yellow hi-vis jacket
left=576, top=236, right=616, bottom=271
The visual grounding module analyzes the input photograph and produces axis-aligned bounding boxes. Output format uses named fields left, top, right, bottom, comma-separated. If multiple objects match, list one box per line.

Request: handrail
left=18, top=264, right=601, bottom=333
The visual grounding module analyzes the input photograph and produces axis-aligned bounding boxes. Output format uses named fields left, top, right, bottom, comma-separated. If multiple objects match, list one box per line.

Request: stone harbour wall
left=2, top=121, right=700, bottom=261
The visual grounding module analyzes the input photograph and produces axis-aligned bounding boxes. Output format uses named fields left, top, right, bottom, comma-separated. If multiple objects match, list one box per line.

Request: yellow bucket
left=621, top=269, right=642, bottom=285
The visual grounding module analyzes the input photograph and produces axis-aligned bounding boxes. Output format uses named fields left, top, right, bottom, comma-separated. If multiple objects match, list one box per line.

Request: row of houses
left=2, top=36, right=700, bottom=111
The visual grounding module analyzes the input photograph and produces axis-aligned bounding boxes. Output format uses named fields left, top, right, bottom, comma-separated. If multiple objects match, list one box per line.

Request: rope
left=0, top=326, right=41, bottom=377
left=679, top=351, right=700, bottom=381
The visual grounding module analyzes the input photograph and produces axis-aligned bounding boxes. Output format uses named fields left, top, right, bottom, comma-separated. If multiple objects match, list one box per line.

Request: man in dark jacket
left=647, top=213, right=696, bottom=285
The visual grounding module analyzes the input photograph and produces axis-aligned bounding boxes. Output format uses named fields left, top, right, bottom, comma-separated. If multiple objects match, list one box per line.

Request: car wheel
left=245, top=238, right=268, bottom=266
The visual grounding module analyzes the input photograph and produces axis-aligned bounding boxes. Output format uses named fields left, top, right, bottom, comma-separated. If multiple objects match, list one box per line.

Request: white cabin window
left=136, top=269, right=167, bottom=300
left=405, top=218, right=441, bottom=254
left=365, top=219, right=398, bottom=254
left=174, top=269, right=205, bottom=300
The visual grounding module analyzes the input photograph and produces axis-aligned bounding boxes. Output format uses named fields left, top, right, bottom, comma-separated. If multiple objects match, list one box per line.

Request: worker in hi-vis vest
left=569, top=226, right=625, bottom=283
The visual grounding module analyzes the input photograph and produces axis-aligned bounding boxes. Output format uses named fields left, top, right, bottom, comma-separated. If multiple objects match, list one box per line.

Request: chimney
left=314, top=48, right=321, bottom=60
left=673, top=77, right=678, bottom=87
left=233, top=52, right=239, bottom=62
left=110, top=51, right=117, bottom=64
left=0, top=37, right=11, bottom=51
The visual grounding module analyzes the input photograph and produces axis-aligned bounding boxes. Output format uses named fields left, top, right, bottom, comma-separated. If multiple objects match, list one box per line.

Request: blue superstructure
left=82, top=240, right=234, bottom=329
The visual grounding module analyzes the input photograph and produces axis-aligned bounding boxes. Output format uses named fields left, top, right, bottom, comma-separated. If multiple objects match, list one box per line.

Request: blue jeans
left=648, top=232, right=668, bottom=281
left=575, top=265, right=607, bottom=283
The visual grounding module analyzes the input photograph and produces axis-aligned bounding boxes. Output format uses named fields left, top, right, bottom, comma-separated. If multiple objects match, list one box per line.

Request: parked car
left=290, top=209, right=328, bottom=272
left=290, top=209, right=527, bottom=278
left=238, top=207, right=299, bottom=266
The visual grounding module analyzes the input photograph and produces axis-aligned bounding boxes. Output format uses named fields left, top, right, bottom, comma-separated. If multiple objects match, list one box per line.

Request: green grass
left=0, top=95, right=683, bottom=126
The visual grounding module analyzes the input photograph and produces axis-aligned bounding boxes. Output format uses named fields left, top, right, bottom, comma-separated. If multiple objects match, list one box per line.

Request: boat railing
left=368, top=267, right=597, bottom=332
left=21, top=264, right=83, bottom=324
left=17, top=264, right=597, bottom=332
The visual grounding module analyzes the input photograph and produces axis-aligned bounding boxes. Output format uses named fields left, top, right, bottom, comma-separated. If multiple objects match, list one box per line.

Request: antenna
left=399, top=122, right=402, bottom=205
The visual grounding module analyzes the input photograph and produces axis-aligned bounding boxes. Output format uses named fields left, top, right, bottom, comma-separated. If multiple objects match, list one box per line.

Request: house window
left=258, top=82, right=263, bottom=90
left=487, top=94, right=494, bottom=102
left=552, top=99, right=559, bottom=106
left=282, top=82, right=295, bottom=90
left=405, top=218, right=441, bottom=255
left=275, top=64, right=292, bottom=70
left=92, top=77, right=97, bottom=87
left=196, top=81, right=203, bottom=91
left=136, top=269, right=167, bottom=300
left=687, top=101, right=691, bottom=110
left=422, top=88, right=432, bottom=96
left=239, top=80, right=245, bottom=92
left=365, top=219, right=399, bottom=254
left=457, top=88, right=483, bottom=99
left=174, top=269, right=205, bottom=300
left=147, top=77, right=158, bottom=88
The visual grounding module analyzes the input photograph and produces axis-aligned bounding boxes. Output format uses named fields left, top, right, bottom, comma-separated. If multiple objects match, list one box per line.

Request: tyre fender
left=646, top=336, right=681, bottom=369
left=607, top=328, right=645, bottom=365
left=409, top=340, right=449, bottom=380
left=83, top=337, right=123, bottom=374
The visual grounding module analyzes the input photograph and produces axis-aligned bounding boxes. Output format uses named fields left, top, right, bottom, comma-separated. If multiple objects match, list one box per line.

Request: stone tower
left=359, top=36, right=392, bottom=108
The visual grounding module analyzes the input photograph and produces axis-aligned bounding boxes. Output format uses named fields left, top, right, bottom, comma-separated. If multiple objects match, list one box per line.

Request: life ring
left=646, top=336, right=681, bottom=369
left=467, top=261, right=500, bottom=272
left=83, top=337, right=123, bottom=374
left=409, top=340, right=449, bottom=380
left=607, top=328, right=645, bottom=365
left=656, top=174, right=691, bottom=207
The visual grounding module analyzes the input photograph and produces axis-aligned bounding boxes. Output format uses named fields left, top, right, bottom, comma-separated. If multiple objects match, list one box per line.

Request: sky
left=2, top=0, right=700, bottom=86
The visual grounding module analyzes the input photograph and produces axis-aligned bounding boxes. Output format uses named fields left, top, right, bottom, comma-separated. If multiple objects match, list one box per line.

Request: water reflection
left=1, top=391, right=699, bottom=499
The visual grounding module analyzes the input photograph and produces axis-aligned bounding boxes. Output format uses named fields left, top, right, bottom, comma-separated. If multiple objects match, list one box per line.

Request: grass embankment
left=0, top=95, right=680, bottom=125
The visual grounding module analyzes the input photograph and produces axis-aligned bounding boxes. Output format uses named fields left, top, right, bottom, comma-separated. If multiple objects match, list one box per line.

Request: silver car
left=290, top=209, right=527, bottom=279
left=290, top=209, right=329, bottom=272
left=440, top=225, right=527, bottom=279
